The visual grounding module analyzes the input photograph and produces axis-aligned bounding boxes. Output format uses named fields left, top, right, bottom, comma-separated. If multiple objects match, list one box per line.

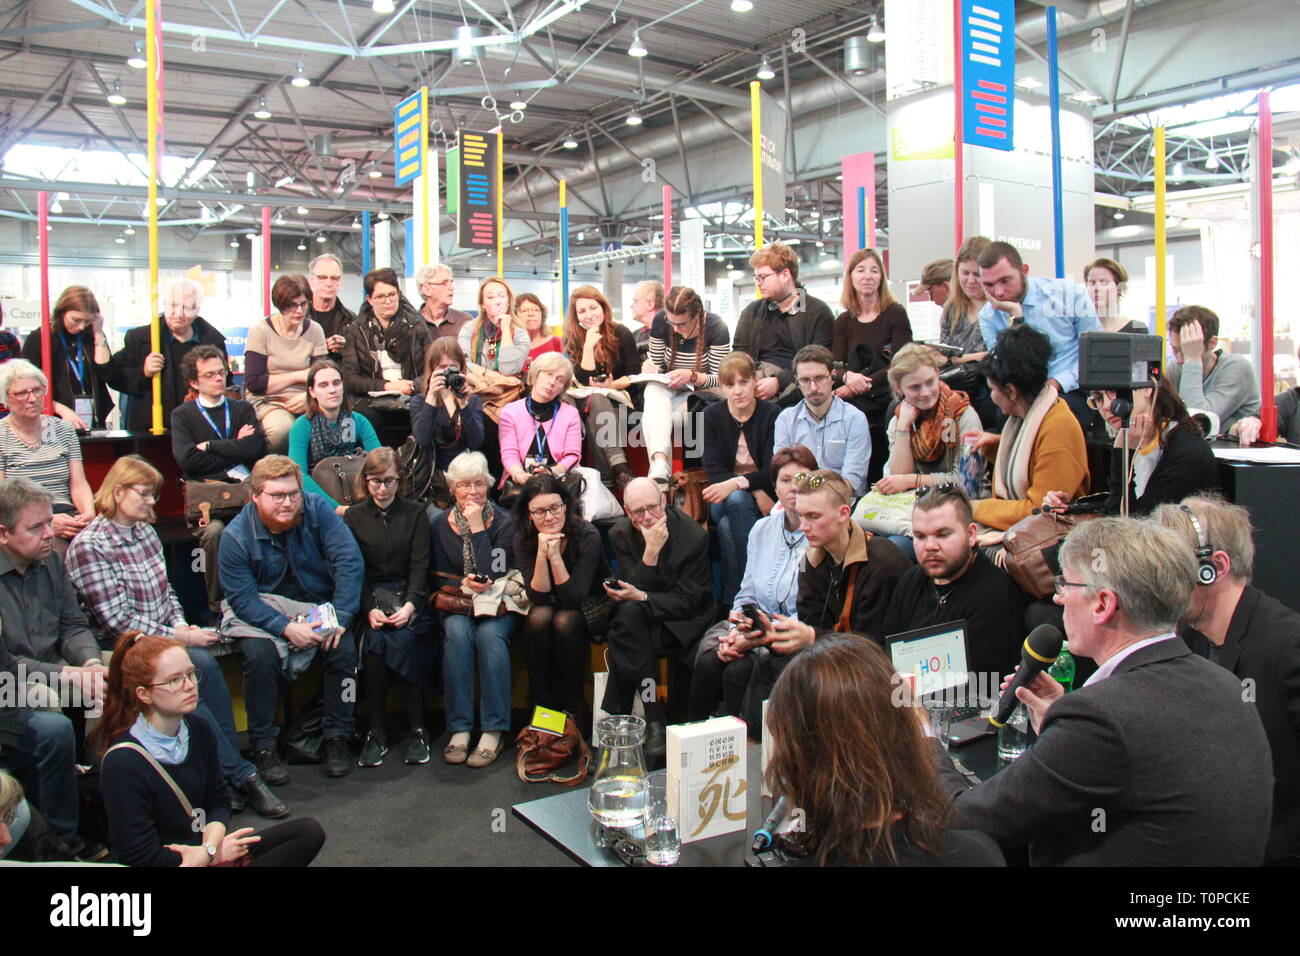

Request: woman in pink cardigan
left=498, top=351, right=582, bottom=489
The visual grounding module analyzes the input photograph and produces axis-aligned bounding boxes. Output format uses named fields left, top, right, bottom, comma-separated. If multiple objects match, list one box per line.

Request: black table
left=1213, top=441, right=1300, bottom=614
left=512, top=733, right=1003, bottom=867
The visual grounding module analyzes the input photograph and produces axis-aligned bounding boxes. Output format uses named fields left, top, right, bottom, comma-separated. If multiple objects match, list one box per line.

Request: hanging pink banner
left=841, top=152, right=876, bottom=265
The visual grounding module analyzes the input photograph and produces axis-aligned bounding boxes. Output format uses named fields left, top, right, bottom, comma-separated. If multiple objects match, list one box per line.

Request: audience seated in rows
left=95, top=633, right=324, bottom=867
left=244, top=274, right=329, bottom=454
left=65, top=455, right=285, bottom=818
left=288, top=359, right=381, bottom=513
left=217, top=454, right=363, bottom=783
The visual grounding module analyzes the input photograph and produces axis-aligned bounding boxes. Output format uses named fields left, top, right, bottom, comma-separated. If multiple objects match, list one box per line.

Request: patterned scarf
left=902, top=382, right=971, bottom=466
left=307, top=411, right=359, bottom=470
left=470, top=318, right=504, bottom=370
left=451, top=501, right=493, bottom=575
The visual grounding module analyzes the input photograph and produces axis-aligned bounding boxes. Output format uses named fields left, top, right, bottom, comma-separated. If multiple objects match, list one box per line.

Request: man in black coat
left=1152, top=495, right=1300, bottom=863
left=604, top=477, right=715, bottom=762
left=112, top=277, right=228, bottom=431
left=938, top=516, right=1273, bottom=866
left=307, top=252, right=355, bottom=356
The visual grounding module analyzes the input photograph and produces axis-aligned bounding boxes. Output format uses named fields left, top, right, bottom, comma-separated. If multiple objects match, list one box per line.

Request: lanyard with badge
left=61, top=331, right=95, bottom=422
left=198, top=401, right=230, bottom=440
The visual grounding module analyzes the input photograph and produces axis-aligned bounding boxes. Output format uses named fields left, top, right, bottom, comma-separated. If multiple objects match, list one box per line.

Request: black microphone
left=988, top=624, right=1064, bottom=728
left=751, top=796, right=791, bottom=853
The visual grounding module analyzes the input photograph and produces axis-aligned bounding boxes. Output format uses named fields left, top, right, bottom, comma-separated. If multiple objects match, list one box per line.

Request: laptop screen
left=886, top=621, right=970, bottom=699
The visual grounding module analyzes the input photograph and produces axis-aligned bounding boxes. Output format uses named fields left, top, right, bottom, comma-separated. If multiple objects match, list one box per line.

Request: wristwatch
left=203, top=843, right=217, bottom=861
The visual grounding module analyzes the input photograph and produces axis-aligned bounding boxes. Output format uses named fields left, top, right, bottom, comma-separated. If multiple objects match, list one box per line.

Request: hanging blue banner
left=961, top=0, right=1016, bottom=151
left=394, top=90, right=424, bottom=186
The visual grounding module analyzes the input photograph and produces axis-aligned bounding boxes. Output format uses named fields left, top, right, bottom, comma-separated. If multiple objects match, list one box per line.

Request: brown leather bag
left=1002, top=510, right=1097, bottom=599
left=514, top=713, right=591, bottom=786
left=431, top=584, right=474, bottom=616
left=183, top=479, right=251, bottom=533
left=311, top=454, right=366, bottom=506
left=670, top=468, right=710, bottom=525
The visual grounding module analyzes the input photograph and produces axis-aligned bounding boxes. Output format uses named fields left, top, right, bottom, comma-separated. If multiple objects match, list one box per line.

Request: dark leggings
left=249, top=818, right=327, bottom=867
left=364, top=652, right=424, bottom=732
left=687, top=651, right=758, bottom=723
left=525, top=606, right=588, bottom=717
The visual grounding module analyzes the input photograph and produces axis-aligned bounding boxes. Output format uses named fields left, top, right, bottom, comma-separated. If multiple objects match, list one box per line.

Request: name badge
left=74, top=397, right=94, bottom=420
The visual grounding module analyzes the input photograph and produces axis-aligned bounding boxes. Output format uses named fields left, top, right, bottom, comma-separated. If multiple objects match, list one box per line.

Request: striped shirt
left=647, top=312, right=731, bottom=390
left=0, top=415, right=80, bottom=505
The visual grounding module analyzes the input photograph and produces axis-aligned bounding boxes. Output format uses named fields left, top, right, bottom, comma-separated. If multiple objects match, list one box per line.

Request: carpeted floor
left=232, top=724, right=579, bottom=867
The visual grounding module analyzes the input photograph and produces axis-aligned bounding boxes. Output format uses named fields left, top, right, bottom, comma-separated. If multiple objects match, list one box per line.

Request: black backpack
left=397, top=436, right=439, bottom=505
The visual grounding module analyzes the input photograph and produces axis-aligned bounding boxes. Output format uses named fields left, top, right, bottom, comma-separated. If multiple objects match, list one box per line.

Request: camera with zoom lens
left=443, top=367, right=467, bottom=394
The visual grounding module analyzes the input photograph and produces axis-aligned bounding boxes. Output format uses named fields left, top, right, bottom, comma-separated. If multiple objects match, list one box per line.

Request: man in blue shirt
left=978, top=241, right=1101, bottom=428
left=773, top=346, right=870, bottom=496
left=219, top=455, right=363, bottom=782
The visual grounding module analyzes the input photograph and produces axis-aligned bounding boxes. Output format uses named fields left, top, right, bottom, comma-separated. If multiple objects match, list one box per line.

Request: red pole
left=953, top=0, right=964, bottom=254
left=662, top=185, right=672, bottom=290
left=37, top=190, right=53, bottom=416
left=261, top=206, right=272, bottom=316
left=1257, top=91, right=1276, bottom=441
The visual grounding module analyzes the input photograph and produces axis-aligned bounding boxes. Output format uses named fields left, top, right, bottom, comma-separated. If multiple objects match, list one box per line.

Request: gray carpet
left=231, top=730, right=579, bottom=866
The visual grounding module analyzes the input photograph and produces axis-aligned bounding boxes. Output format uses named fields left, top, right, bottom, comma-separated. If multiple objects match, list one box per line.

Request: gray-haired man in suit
left=939, top=516, right=1273, bottom=866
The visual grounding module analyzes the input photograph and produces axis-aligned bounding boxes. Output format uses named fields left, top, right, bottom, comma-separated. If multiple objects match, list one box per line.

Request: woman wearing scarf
left=287, top=360, right=381, bottom=514
left=458, top=277, right=530, bottom=378
left=431, top=451, right=521, bottom=768
left=963, top=325, right=1089, bottom=532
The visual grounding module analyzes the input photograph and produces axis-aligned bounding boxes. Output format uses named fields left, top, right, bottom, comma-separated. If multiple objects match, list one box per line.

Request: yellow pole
left=1154, top=127, right=1167, bottom=372
left=420, top=87, right=429, bottom=269
left=147, top=0, right=162, bottom=433
left=750, top=81, right=763, bottom=256
left=496, top=129, right=504, bottom=277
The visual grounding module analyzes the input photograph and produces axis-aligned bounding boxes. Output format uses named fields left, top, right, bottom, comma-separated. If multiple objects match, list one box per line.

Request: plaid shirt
left=65, top=515, right=186, bottom=640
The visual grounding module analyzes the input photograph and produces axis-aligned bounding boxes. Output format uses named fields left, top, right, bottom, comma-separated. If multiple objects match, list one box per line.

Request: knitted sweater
left=973, top=397, right=1089, bottom=530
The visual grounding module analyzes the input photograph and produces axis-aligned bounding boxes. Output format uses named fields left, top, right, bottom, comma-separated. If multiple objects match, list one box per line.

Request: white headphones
left=1180, top=504, right=1218, bottom=586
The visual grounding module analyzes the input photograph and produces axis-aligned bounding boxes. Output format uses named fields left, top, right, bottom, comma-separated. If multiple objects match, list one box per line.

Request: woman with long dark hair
left=287, top=359, right=381, bottom=513
left=936, top=236, right=995, bottom=426
left=96, top=633, right=325, bottom=867
left=513, top=472, right=609, bottom=720
left=564, top=285, right=639, bottom=489
left=765, top=634, right=1004, bottom=866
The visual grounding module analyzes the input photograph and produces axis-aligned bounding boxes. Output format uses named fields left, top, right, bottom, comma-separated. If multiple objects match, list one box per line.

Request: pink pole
left=38, top=190, right=52, bottom=416
left=1258, top=91, right=1276, bottom=441
left=953, top=0, right=964, bottom=254
left=261, top=206, right=272, bottom=316
left=662, top=185, right=672, bottom=290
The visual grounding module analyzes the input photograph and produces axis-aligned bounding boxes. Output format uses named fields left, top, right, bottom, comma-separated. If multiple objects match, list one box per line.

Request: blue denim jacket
left=218, top=492, right=364, bottom=637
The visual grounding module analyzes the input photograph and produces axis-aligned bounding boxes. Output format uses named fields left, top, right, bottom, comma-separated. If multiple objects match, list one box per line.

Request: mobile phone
left=470, top=573, right=491, bottom=584
left=603, top=577, right=622, bottom=590
left=742, top=603, right=766, bottom=635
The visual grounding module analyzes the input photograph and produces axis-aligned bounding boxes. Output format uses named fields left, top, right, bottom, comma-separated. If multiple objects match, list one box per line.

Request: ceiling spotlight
left=49, top=199, right=63, bottom=214
left=1165, top=216, right=1182, bottom=228
left=377, top=210, right=389, bottom=220
left=626, top=111, right=643, bottom=126
left=576, top=230, right=585, bottom=241
left=756, top=57, right=775, bottom=81
left=315, top=234, right=328, bottom=243
left=372, top=0, right=395, bottom=12
left=628, top=30, right=648, bottom=58
left=128, top=42, right=147, bottom=70
left=116, top=234, right=128, bottom=245
left=124, top=225, right=136, bottom=235
left=715, top=254, right=726, bottom=263
left=297, top=241, right=307, bottom=251
left=253, top=98, right=272, bottom=120
left=1204, top=151, right=1220, bottom=171
left=510, top=95, right=528, bottom=111
left=230, top=240, right=240, bottom=248
left=455, top=25, right=478, bottom=66
left=730, top=0, right=753, bottom=11
left=1284, top=149, right=1300, bottom=176
left=1171, top=161, right=1187, bottom=180
left=245, top=232, right=257, bottom=240
left=368, top=166, right=382, bottom=178
left=1015, top=76, right=1043, bottom=90
left=1112, top=210, right=1125, bottom=220
left=352, top=218, right=360, bottom=229
left=866, top=15, right=885, bottom=43
left=1069, top=90, right=1101, bottom=104
left=291, top=62, right=310, bottom=88
left=563, top=136, right=579, bottom=149
left=296, top=206, right=309, bottom=215
left=107, top=82, right=127, bottom=106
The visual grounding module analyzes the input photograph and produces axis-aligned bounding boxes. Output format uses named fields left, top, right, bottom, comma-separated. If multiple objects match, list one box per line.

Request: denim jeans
left=711, top=490, right=761, bottom=610
left=0, top=709, right=78, bottom=849
left=240, top=631, right=358, bottom=751
left=188, top=647, right=256, bottom=786
left=442, top=613, right=518, bottom=733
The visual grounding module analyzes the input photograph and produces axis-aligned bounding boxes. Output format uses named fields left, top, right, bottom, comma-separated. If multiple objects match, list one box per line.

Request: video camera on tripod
left=1077, top=331, right=1165, bottom=425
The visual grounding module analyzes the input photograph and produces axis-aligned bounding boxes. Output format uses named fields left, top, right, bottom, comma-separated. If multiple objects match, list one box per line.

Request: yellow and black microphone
left=988, top=624, right=1064, bottom=728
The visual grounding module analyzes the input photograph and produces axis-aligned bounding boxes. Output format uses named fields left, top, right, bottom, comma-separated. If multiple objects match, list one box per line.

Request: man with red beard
left=218, top=455, right=363, bottom=782
left=881, top=484, right=1026, bottom=685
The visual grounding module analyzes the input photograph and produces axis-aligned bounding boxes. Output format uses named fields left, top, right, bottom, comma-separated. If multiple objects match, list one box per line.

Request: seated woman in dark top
left=513, top=473, right=609, bottom=721
left=564, top=285, right=639, bottom=490
left=409, top=337, right=486, bottom=474
left=96, top=632, right=325, bottom=867
left=1042, top=374, right=1218, bottom=517
left=765, top=633, right=1005, bottom=867
left=701, top=351, right=781, bottom=609
left=344, top=448, right=435, bottom=769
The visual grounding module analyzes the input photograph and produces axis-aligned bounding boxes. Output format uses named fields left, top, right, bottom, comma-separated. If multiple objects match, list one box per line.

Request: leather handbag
left=670, top=468, right=710, bottom=525
left=183, top=479, right=251, bottom=533
left=1002, top=510, right=1098, bottom=599
left=311, top=454, right=366, bottom=506
left=397, top=436, right=436, bottom=504
left=431, top=584, right=474, bottom=616
left=514, top=712, right=591, bottom=786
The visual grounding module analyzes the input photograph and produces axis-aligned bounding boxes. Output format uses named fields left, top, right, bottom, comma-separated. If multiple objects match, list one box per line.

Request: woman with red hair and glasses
left=95, top=633, right=325, bottom=867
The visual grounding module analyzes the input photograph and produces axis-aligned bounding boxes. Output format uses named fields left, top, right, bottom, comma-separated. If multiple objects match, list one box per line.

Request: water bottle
left=1048, top=647, right=1076, bottom=693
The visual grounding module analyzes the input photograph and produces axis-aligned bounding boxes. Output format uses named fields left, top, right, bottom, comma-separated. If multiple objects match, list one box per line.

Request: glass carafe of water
left=588, top=715, right=648, bottom=830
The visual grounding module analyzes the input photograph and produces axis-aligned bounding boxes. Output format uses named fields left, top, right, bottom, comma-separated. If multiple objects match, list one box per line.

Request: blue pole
left=1047, top=6, right=1065, bottom=278
left=361, top=209, right=371, bottom=276
left=560, top=205, right=570, bottom=306
left=857, top=186, right=867, bottom=250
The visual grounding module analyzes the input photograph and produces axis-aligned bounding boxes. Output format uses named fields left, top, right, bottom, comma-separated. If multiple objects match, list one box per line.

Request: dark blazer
left=609, top=506, right=716, bottom=648
left=341, top=300, right=433, bottom=405
left=939, top=637, right=1274, bottom=866
left=112, top=317, right=229, bottom=431
left=701, top=399, right=781, bottom=497
left=732, top=287, right=835, bottom=392
left=21, top=326, right=128, bottom=429
left=1105, top=422, right=1219, bottom=515
left=170, top=397, right=266, bottom=480
left=1181, top=586, right=1300, bottom=863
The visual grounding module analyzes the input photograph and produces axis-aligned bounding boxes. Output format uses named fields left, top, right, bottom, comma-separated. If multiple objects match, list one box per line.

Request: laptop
left=884, top=620, right=997, bottom=747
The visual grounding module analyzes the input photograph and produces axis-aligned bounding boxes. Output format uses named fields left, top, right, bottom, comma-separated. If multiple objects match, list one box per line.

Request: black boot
left=239, top=773, right=289, bottom=819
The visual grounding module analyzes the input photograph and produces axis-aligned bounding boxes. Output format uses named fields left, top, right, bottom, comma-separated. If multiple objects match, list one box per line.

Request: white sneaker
left=649, top=457, right=672, bottom=484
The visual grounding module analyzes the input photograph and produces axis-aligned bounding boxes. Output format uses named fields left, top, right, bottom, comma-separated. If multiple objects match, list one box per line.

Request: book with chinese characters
left=666, top=716, right=747, bottom=844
